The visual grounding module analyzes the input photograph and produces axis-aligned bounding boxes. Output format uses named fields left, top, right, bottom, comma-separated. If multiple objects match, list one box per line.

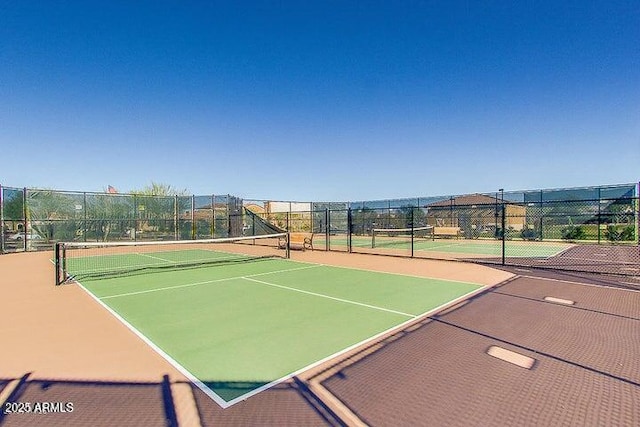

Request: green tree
left=351, top=207, right=378, bottom=235
left=602, top=200, right=634, bottom=242
left=129, top=182, right=189, bottom=197
left=561, top=216, right=587, bottom=241
left=27, top=189, right=76, bottom=241
left=2, top=189, right=25, bottom=221
left=129, top=183, right=190, bottom=237
left=85, top=194, right=134, bottom=241
left=392, top=205, right=425, bottom=229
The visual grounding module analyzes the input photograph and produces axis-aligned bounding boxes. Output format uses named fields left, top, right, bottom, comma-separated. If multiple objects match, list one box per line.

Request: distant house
left=425, top=194, right=526, bottom=236
left=265, top=201, right=311, bottom=214
left=180, top=200, right=231, bottom=220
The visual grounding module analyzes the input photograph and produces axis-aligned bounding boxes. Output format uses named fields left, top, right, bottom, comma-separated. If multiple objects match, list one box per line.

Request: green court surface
left=314, top=235, right=571, bottom=258
left=74, top=254, right=481, bottom=407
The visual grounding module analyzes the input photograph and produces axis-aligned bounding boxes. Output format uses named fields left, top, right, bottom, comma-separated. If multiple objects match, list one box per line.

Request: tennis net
left=55, top=233, right=288, bottom=285
left=371, top=226, right=434, bottom=248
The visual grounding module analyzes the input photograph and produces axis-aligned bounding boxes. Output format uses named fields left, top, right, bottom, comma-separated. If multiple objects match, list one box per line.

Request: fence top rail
left=1, top=182, right=638, bottom=209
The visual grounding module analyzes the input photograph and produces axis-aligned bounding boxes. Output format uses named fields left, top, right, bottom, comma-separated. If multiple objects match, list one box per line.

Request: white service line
left=242, top=276, right=416, bottom=318
left=100, top=264, right=323, bottom=300
left=420, top=242, right=470, bottom=251
left=137, top=252, right=174, bottom=262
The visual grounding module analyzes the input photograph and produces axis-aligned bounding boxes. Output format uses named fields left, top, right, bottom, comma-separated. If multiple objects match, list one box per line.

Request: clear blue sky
left=2, top=1, right=639, bottom=201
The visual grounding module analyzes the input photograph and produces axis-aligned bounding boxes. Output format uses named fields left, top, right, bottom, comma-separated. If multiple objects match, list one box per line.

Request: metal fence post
left=500, top=190, right=506, bottom=265
left=597, top=188, right=602, bottom=244
left=82, top=192, right=87, bottom=242
left=191, top=195, right=195, bottom=240
left=22, top=187, right=28, bottom=252
left=130, top=193, right=134, bottom=242
left=410, top=207, right=415, bottom=258
left=637, top=183, right=640, bottom=246
left=325, top=208, right=329, bottom=251
left=347, top=208, right=353, bottom=253
left=539, top=191, right=544, bottom=241
left=226, top=194, right=232, bottom=238
left=0, top=184, right=4, bottom=254
left=251, top=208, right=255, bottom=236
left=174, top=195, right=178, bottom=240
left=211, top=195, right=215, bottom=238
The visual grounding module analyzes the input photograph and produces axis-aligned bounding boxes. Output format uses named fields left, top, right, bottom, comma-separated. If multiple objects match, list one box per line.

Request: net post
left=55, top=242, right=61, bottom=285
left=285, top=232, right=291, bottom=258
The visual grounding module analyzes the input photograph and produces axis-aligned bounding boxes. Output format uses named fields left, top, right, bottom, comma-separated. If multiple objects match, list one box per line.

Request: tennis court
left=315, top=234, right=572, bottom=258
left=58, top=236, right=483, bottom=408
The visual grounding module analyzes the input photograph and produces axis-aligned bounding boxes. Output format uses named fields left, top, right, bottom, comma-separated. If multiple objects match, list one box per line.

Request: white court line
left=80, top=263, right=487, bottom=409
left=418, top=242, right=473, bottom=251
left=137, top=252, right=174, bottom=262
left=222, top=283, right=487, bottom=407
left=303, top=260, right=483, bottom=287
left=73, top=279, right=231, bottom=408
left=100, top=264, right=322, bottom=300
left=242, top=276, right=417, bottom=318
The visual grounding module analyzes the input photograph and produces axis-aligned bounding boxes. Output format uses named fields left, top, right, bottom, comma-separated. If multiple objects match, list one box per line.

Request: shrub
left=561, top=225, right=586, bottom=241
left=521, top=227, right=539, bottom=241
left=605, top=224, right=635, bottom=242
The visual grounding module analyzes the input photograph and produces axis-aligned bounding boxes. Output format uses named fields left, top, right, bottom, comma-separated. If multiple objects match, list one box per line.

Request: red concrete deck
left=1, top=250, right=638, bottom=426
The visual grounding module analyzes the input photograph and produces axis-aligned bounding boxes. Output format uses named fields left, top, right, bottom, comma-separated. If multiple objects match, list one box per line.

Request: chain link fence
left=2, top=184, right=638, bottom=276
left=343, top=192, right=639, bottom=275
left=0, top=186, right=242, bottom=253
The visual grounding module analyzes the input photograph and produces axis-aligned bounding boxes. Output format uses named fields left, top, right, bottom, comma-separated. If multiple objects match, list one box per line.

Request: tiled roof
left=426, top=193, right=502, bottom=207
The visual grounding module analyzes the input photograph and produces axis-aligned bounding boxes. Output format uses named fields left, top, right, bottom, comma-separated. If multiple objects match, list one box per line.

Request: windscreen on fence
left=3, top=183, right=639, bottom=276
